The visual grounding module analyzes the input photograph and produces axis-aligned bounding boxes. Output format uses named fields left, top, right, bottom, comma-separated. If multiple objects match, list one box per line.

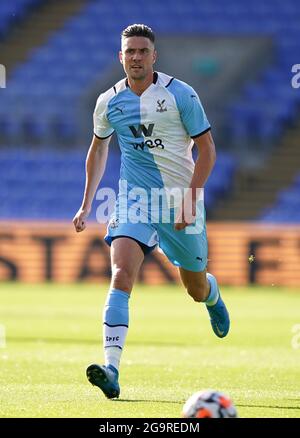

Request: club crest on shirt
left=109, top=217, right=119, bottom=229
left=156, top=99, right=167, bottom=112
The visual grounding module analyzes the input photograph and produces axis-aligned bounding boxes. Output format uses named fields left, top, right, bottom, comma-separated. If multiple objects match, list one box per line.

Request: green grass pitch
left=0, top=282, right=300, bottom=418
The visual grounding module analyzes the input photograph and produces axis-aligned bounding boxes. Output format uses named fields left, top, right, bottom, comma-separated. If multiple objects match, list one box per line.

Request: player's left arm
left=190, top=130, right=216, bottom=193
left=174, top=130, right=216, bottom=230
left=173, top=82, right=216, bottom=230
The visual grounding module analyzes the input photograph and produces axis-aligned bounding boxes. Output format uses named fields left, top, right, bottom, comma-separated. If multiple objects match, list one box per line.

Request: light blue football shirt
left=94, top=71, right=210, bottom=213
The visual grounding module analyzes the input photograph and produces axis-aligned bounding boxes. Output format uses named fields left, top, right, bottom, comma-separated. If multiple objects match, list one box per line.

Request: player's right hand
left=73, top=206, right=91, bottom=232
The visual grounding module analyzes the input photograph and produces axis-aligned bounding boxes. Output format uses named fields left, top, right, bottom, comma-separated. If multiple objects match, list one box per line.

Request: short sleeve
left=93, top=93, right=114, bottom=139
left=169, top=80, right=211, bottom=138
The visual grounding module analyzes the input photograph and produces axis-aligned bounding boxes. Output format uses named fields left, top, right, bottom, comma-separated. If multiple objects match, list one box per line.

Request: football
left=182, top=389, right=238, bottom=418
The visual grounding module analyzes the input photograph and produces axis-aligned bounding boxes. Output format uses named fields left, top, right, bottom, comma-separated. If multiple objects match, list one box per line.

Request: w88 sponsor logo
left=129, top=123, right=165, bottom=150
left=131, top=138, right=164, bottom=150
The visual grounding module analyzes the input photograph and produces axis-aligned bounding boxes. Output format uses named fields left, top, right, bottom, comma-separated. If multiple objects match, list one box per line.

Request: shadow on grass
left=114, top=399, right=183, bottom=404
left=110, top=401, right=300, bottom=409
left=237, top=404, right=300, bottom=410
left=7, top=336, right=198, bottom=347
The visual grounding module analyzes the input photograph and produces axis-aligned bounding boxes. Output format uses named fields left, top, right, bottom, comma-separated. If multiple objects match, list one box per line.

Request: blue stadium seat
left=1, top=0, right=300, bottom=219
left=259, top=173, right=300, bottom=222
left=2, top=0, right=300, bottom=145
left=0, top=148, right=236, bottom=219
left=0, top=0, right=43, bottom=37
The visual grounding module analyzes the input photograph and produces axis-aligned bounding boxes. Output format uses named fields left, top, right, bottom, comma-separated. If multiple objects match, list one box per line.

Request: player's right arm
left=73, top=134, right=110, bottom=232
left=74, top=90, right=115, bottom=232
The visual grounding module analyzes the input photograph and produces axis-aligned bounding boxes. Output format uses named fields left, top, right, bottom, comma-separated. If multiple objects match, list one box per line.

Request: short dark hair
left=121, top=24, right=155, bottom=44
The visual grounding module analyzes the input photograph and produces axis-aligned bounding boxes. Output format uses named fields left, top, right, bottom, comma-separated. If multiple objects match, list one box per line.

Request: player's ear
left=119, top=50, right=123, bottom=65
left=153, top=49, right=157, bottom=65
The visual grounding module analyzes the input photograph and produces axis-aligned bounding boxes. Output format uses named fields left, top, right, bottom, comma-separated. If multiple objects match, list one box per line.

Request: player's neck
left=127, top=71, right=154, bottom=96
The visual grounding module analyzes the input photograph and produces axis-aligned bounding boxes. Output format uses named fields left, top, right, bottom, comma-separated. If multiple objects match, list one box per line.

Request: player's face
left=119, top=36, right=157, bottom=81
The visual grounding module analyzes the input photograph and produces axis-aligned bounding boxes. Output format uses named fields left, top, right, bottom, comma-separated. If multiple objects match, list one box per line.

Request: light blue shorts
left=104, top=206, right=207, bottom=272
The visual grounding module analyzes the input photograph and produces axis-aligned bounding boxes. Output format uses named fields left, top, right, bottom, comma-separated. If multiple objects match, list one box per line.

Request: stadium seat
left=0, top=148, right=236, bottom=219
left=2, top=0, right=300, bottom=145
left=1, top=0, right=300, bottom=219
left=259, top=173, right=300, bottom=222
left=0, top=0, right=43, bottom=37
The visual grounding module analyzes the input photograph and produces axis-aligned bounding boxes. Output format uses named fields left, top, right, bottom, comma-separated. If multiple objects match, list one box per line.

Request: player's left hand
left=174, top=198, right=196, bottom=231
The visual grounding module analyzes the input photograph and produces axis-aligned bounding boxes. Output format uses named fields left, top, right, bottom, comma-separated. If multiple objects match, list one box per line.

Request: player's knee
left=111, top=266, right=134, bottom=293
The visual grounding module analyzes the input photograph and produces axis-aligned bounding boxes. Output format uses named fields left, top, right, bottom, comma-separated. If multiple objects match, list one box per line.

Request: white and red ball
left=182, top=389, right=238, bottom=418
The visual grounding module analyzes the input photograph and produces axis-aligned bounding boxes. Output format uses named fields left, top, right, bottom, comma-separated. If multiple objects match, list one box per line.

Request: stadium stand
left=0, top=0, right=43, bottom=37
left=260, top=173, right=300, bottom=222
left=0, top=0, right=299, bottom=220
left=0, top=148, right=236, bottom=219
left=1, top=0, right=300, bottom=145
left=212, top=119, right=300, bottom=221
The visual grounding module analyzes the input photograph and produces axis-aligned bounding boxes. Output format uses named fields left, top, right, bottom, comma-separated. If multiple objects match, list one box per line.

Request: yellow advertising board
left=0, top=222, right=300, bottom=286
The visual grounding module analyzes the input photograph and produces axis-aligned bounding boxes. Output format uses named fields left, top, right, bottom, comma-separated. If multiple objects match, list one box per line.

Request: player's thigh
left=157, top=221, right=208, bottom=272
left=111, top=237, right=145, bottom=283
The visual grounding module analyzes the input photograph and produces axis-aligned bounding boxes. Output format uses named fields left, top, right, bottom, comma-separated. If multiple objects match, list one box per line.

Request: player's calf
left=181, top=269, right=210, bottom=302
